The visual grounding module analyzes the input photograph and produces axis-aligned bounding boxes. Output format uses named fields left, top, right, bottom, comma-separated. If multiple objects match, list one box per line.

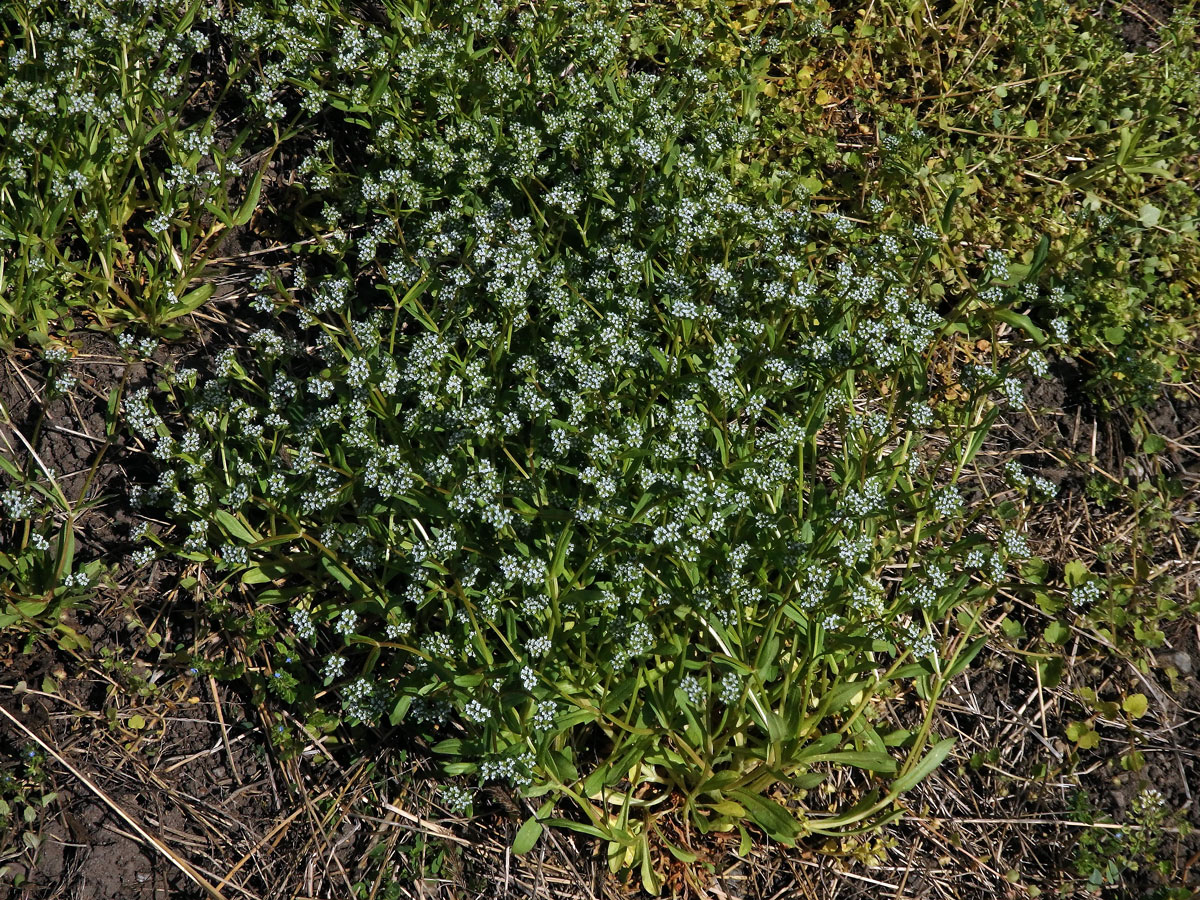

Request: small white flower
left=1070, top=580, right=1102, bottom=609
left=336, top=609, right=359, bottom=635
left=323, top=655, right=346, bottom=682
left=532, top=700, right=556, bottom=730
left=1051, top=317, right=1070, bottom=344
left=1001, top=529, right=1030, bottom=559
left=463, top=699, right=491, bottom=724
left=718, top=672, right=742, bottom=705
left=439, top=784, right=474, bottom=814
left=292, top=608, right=316, bottom=642
left=1001, top=376, right=1024, bottom=408
left=680, top=675, right=704, bottom=706
left=520, top=666, right=537, bottom=690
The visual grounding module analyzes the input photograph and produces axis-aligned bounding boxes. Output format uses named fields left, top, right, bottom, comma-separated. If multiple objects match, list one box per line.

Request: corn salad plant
left=111, top=0, right=1061, bottom=887
left=0, top=0, right=275, bottom=347
left=0, top=411, right=97, bottom=654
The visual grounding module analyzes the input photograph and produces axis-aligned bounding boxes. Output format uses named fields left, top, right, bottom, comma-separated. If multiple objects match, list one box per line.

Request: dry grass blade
left=379, top=800, right=474, bottom=847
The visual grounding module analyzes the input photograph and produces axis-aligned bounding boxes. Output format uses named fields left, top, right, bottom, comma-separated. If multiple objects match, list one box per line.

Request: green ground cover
left=1, top=1, right=1197, bottom=897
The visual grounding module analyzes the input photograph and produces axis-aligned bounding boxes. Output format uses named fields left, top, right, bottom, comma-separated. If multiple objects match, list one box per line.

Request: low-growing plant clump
left=0, top=0, right=1197, bottom=896
left=0, top=0, right=280, bottom=345
left=107, top=0, right=1069, bottom=884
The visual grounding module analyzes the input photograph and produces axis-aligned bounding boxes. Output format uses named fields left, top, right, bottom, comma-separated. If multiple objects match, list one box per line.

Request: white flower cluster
left=499, top=554, right=545, bottom=587
left=680, top=675, right=704, bottom=706
left=1069, top=580, right=1103, bottom=609
left=718, top=672, right=742, bottom=705
left=342, top=677, right=384, bottom=723
left=1, top=489, right=36, bottom=519
left=439, top=784, right=474, bottom=814
left=479, top=751, right=535, bottom=788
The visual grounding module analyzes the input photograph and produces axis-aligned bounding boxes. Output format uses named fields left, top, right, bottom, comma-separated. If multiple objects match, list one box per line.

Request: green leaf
left=791, top=772, right=827, bottom=790
left=318, top=555, right=359, bottom=595
left=1021, top=556, right=1050, bottom=584
left=1000, top=617, right=1026, bottom=640
left=891, top=737, right=955, bottom=795
left=1122, top=693, right=1148, bottom=719
left=1142, top=434, right=1166, bottom=454
left=232, top=166, right=265, bottom=227
left=940, top=187, right=962, bottom=233
left=1037, top=655, right=1064, bottom=690
left=1027, top=234, right=1051, bottom=280
left=512, top=816, right=543, bottom=855
left=1043, top=621, right=1070, bottom=645
left=812, top=680, right=870, bottom=720
left=203, top=199, right=234, bottom=230
left=56, top=525, right=75, bottom=579
left=665, top=841, right=698, bottom=863
left=736, top=822, right=752, bottom=856
left=1063, top=560, right=1090, bottom=587
left=544, top=818, right=609, bottom=840
left=963, top=404, right=1002, bottom=464
left=160, top=283, right=215, bottom=322
left=704, top=798, right=748, bottom=817
left=993, top=309, right=1047, bottom=344
left=16, top=599, right=49, bottom=618
left=241, top=566, right=272, bottom=585
left=755, top=629, right=781, bottom=684
left=805, top=750, right=897, bottom=773
left=698, top=770, right=741, bottom=794
left=214, top=509, right=259, bottom=544
left=389, top=695, right=411, bottom=725
left=944, top=635, right=988, bottom=681
left=640, top=836, right=663, bottom=894
left=549, top=522, right=574, bottom=580
left=892, top=659, right=936, bottom=680
left=728, top=790, right=803, bottom=844
left=1138, top=203, right=1161, bottom=228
